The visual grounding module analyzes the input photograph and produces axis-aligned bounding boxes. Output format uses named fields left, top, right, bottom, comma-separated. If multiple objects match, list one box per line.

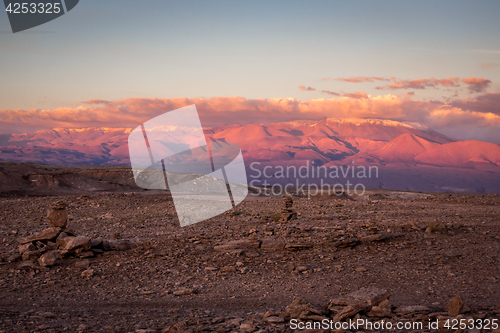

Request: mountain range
left=1, top=118, right=499, bottom=193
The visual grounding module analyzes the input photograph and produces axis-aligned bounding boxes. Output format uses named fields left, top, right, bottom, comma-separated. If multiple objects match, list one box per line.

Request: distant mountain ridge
left=1, top=118, right=499, bottom=168
left=0, top=118, right=499, bottom=193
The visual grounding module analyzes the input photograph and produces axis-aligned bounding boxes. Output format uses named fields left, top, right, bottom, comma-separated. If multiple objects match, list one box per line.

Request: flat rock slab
left=395, top=305, right=432, bottom=316
left=285, top=243, right=313, bottom=251
left=214, top=239, right=260, bottom=252
left=329, top=287, right=389, bottom=308
left=64, top=236, right=91, bottom=253
left=102, top=239, right=137, bottom=251
left=17, top=227, right=61, bottom=244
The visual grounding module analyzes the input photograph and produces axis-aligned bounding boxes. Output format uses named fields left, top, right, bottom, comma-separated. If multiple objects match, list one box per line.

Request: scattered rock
left=4, top=252, right=22, bottom=262
left=221, top=266, right=237, bottom=273
left=39, top=312, right=56, bottom=318
left=102, top=239, right=136, bottom=251
left=448, top=294, right=464, bottom=317
left=367, top=299, right=392, bottom=317
left=263, top=311, right=275, bottom=319
left=395, top=305, right=432, bottom=316
left=18, top=260, right=49, bottom=271
left=22, top=250, right=43, bottom=261
left=330, top=238, right=359, bottom=248
left=81, top=269, right=94, bottom=277
left=18, top=242, right=36, bottom=254
left=75, top=260, right=91, bottom=268
left=284, top=243, right=313, bottom=251
left=56, top=232, right=71, bottom=247
left=214, top=239, right=260, bottom=252
left=265, top=316, right=285, bottom=323
left=285, top=297, right=327, bottom=320
left=332, top=302, right=369, bottom=322
left=329, top=287, right=389, bottom=308
left=239, top=322, right=257, bottom=332
left=173, top=288, right=195, bottom=296
left=328, top=287, right=389, bottom=320
left=38, top=251, right=58, bottom=267
left=260, top=240, right=284, bottom=250
left=90, top=237, right=103, bottom=248
left=244, top=251, right=260, bottom=257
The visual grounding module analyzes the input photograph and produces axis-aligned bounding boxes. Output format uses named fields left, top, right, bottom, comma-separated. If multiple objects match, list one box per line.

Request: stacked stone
left=6, top=200, right=136, bottom=269
left=279, top=194, right=297, bottom=222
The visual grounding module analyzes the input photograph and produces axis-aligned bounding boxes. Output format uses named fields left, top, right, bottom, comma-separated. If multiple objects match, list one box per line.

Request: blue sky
left=1, top=0, right=499, bottom=110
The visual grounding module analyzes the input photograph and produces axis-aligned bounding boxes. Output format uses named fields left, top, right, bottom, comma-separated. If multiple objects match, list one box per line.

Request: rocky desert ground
left=0, top=183, right=499, bottom=333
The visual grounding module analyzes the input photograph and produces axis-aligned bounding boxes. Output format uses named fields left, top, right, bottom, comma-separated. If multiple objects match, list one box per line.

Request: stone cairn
left=5, top=200, right=137, bottom=269
left=280, top=194, right=297, bottom=222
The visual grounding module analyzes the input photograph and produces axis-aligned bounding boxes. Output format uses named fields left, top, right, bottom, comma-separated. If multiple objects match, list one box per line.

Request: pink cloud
left=343, top=91, right=369, bottom=99
left=460, top=76, right=492, bottom=93
left=450, top=92, right=500, bottom=115
left=1, top=94, right=499, bottom=143
left=375, top=77, right=461, bottom=90
left=82, top=99, right=112, bottom=105
left=0, top=95, right=435, bottom=133
left=335, top=76, right=388, bottom=83
left=298, top=85, right=316, bottom=91
left=320, top=90, right=340, bottom=96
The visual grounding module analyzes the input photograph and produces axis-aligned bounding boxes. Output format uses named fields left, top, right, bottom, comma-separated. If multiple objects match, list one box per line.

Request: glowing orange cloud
left=1, top=94, right=499, bottom=143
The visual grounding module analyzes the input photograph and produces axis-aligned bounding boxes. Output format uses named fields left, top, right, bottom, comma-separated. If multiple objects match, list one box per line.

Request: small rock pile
left=281, top=288, right=476, bottom=330
left=5, top=200, right=137, bottom=269
left=279, top=194, right=297, bottom=222
left=162, top=289, right=482, bottom=332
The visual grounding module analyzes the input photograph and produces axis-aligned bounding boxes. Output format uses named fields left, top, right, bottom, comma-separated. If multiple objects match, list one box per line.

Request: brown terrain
left=0, top=163, right=499, bottom=332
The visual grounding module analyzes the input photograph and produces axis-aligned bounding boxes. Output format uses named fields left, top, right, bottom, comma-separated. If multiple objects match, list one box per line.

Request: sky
left=1, top=0, right=500, bottom=142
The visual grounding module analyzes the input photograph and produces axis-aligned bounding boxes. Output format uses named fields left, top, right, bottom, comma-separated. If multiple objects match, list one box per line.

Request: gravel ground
left=0, top=190, right=499, bottom=332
